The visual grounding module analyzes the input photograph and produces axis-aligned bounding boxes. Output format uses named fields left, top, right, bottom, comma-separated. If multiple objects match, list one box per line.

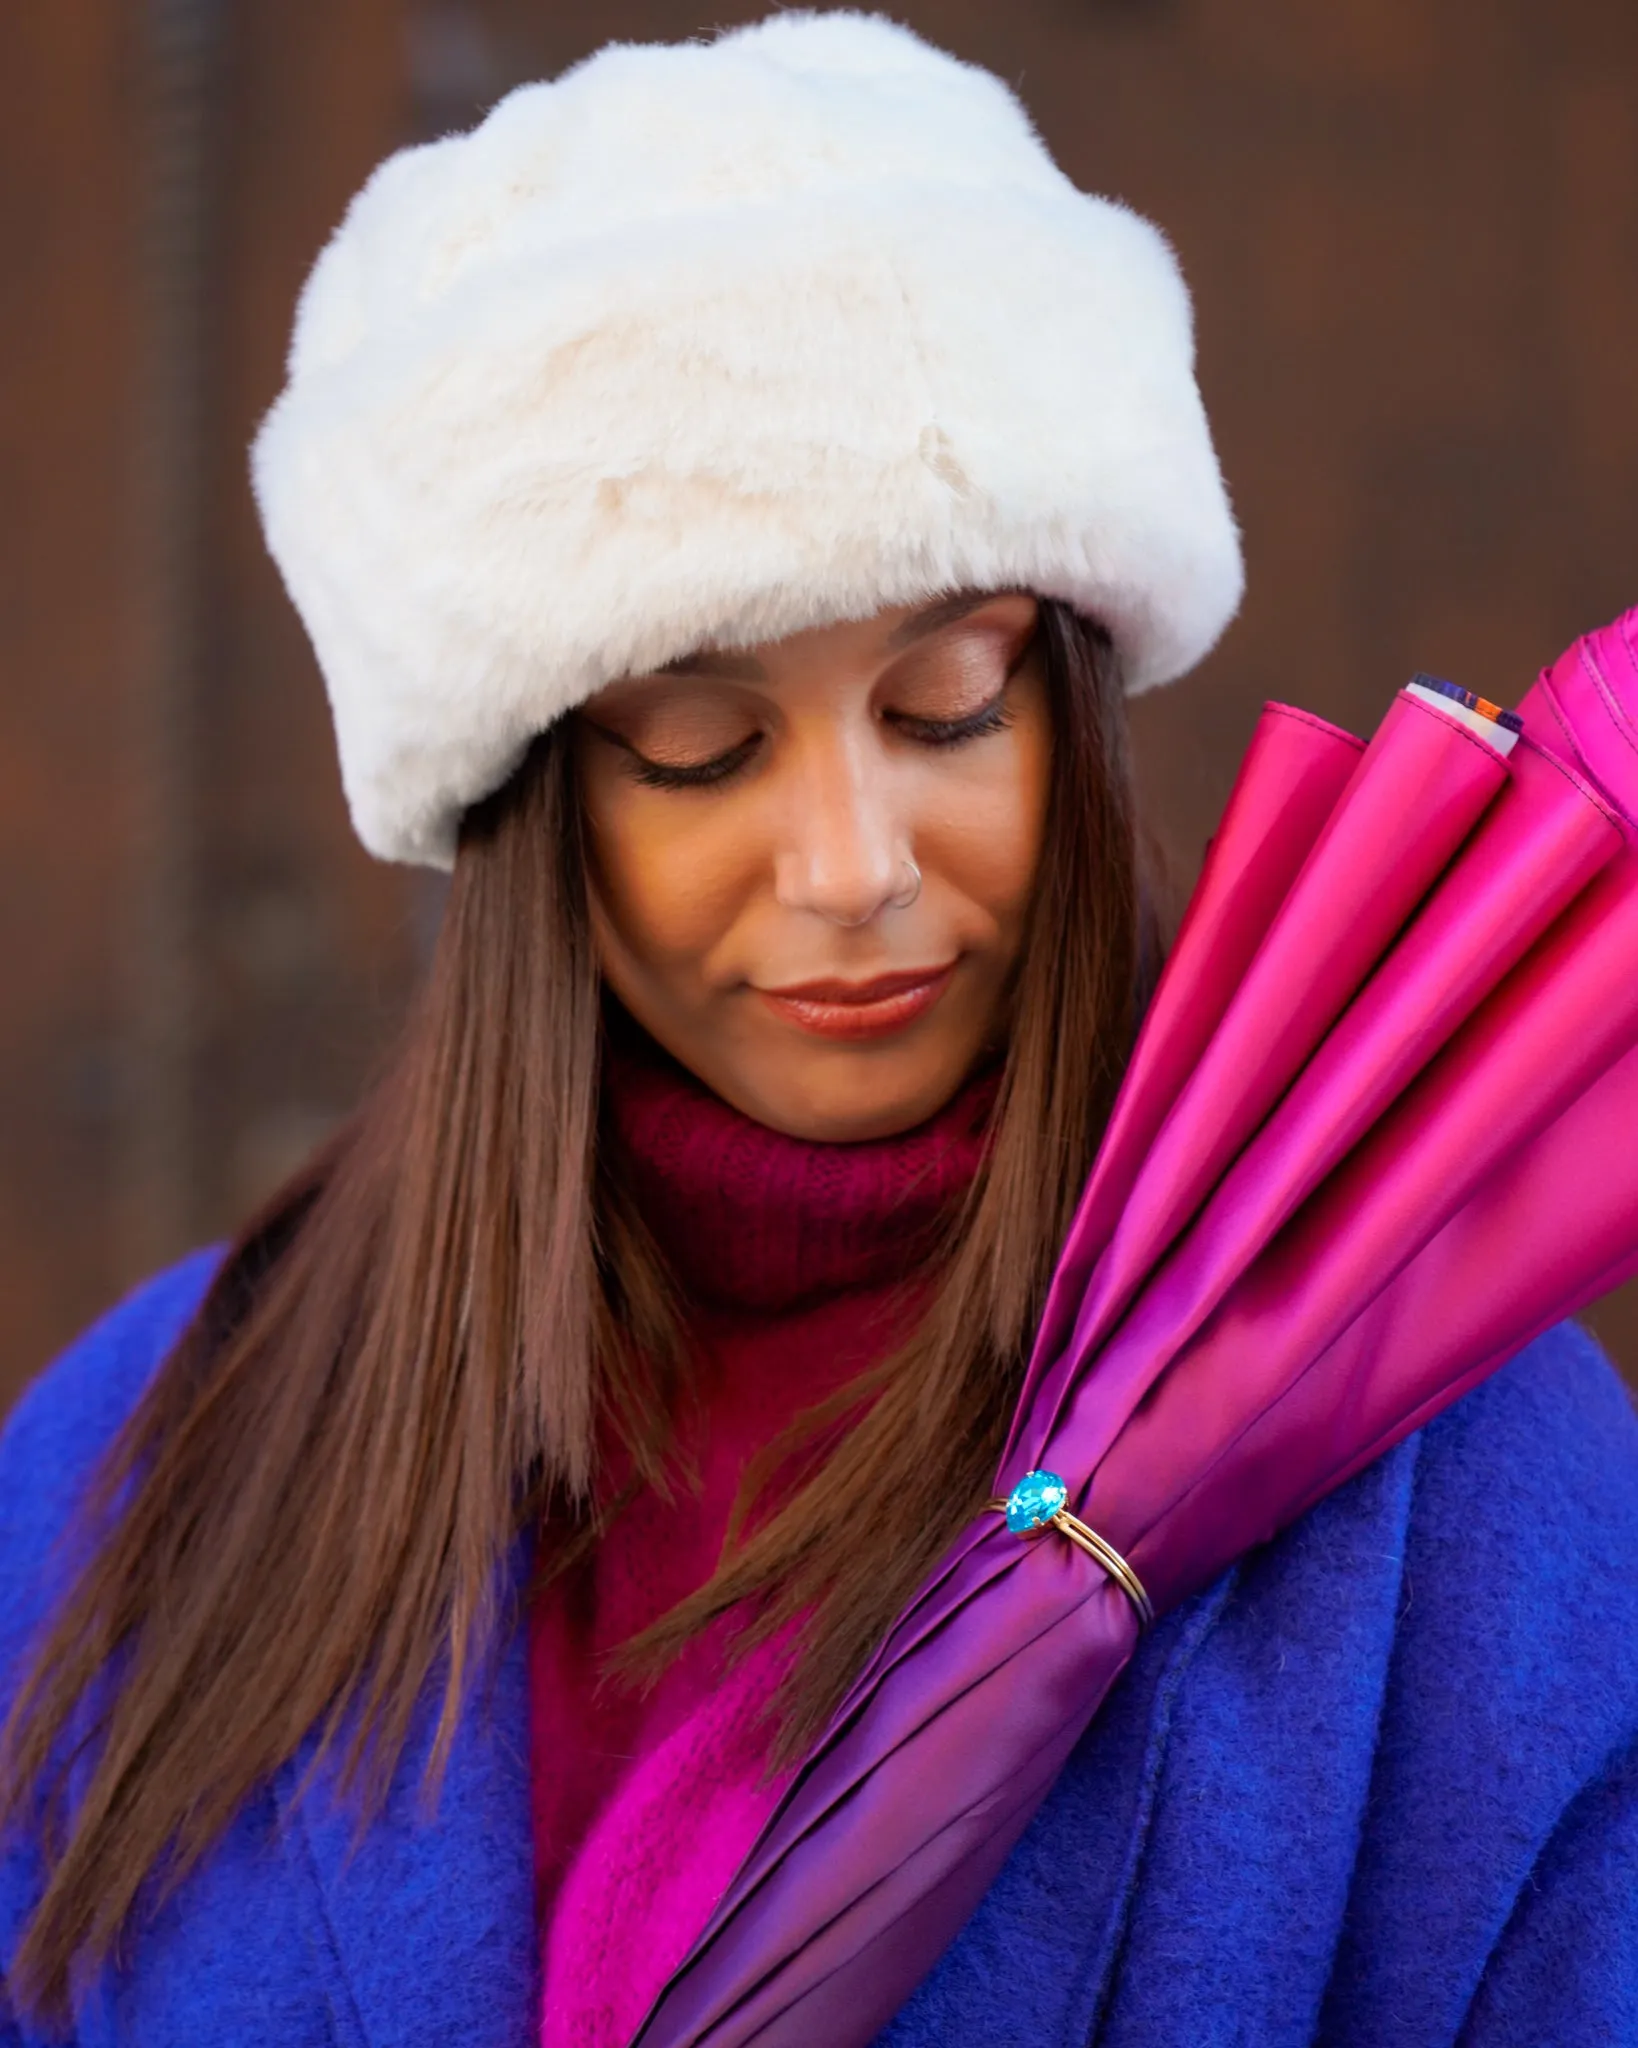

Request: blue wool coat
left=3, top=1251, right=1638, bottom=2046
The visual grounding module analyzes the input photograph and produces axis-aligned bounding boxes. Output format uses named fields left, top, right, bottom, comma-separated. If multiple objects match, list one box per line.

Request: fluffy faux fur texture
left=252, top=9, right=1244, bottom=868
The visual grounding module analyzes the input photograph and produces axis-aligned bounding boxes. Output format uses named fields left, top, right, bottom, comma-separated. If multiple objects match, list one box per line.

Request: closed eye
left=623, top=731, right=762, bottom=790
left=889, top=690, right=1015, bottom=747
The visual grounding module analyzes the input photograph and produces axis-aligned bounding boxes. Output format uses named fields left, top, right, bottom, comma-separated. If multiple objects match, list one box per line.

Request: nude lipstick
left=756, top=964, right=956, bottom=1040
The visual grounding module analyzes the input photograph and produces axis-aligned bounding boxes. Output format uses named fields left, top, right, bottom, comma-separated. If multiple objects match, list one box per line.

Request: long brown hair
left=0, top=600, right=1144, bottom=2028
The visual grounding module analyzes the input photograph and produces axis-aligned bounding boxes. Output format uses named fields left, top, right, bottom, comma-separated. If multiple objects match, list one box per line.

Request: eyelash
left=627, top=735, right=761, bottom=790
left=624, top=690, right=1017, bottom=792
left=897, top=695, right=1016, bottom=749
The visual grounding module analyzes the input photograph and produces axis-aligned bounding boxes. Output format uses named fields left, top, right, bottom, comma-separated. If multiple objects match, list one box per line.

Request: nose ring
left=888, top=855, right=922, bottom=910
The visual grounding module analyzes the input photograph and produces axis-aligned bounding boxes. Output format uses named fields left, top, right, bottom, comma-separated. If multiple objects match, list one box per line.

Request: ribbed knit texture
left=530, top=1020, right=997, bottom=2047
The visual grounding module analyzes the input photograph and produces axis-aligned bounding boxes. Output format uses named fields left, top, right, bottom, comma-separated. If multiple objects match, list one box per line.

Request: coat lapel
left=277, top=1538, right=539, bottom=2048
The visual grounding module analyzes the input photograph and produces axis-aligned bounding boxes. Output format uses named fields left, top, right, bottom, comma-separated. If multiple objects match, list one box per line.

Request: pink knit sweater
left=530, top=1020, right=994, bottom=2046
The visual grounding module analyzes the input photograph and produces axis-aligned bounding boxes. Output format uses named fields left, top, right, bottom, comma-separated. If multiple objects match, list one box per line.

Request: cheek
left=922, top=710, right=1052, bottom=935
left=581, top=774, right=761, bottom=982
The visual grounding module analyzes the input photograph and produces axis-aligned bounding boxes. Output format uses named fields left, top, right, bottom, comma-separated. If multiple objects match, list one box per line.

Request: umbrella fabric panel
left=1022, top=704, right=1365, bottom=1402
left=1049, top=692, right=1508, bottom=1397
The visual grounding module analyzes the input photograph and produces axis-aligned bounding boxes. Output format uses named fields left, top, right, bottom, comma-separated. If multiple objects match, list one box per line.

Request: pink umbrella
left=633, top=607, right=1638, bottom=2048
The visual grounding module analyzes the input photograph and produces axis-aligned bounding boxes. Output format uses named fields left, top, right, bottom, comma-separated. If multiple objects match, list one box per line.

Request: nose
left=773, top=725, right=909, bottom=927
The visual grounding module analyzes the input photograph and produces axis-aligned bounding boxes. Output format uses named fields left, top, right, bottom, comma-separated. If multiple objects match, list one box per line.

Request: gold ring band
left=986, top=1496, right=1155, bottom=1630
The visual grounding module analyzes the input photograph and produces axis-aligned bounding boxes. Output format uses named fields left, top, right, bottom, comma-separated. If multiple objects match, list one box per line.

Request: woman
left=3, top=14, right=1637, bottom=2046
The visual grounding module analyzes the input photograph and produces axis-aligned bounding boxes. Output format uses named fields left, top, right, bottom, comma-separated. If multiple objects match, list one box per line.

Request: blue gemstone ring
left=1004, top=1469, right=1069, bottom=1533
left=987, top=1469, right=1155, bottom=1629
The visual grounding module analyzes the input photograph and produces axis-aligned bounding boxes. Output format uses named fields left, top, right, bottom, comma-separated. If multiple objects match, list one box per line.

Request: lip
left=756, top=963, right=957, bottom=1040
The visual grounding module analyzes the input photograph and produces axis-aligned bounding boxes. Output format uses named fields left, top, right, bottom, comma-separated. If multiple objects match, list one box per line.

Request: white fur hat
left=252, top=9, right=1243, bottom=869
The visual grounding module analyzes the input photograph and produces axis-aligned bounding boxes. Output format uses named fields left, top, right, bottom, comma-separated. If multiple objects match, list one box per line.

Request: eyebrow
left=885, top=589, right=1009, bottom=648
left=653, top=647, right=767, bottom=681
left=653, top=591, right=1009, bottom=681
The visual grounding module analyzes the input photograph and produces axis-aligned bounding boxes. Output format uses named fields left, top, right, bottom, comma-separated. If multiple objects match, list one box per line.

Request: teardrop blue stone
left=1005, top=1469, right=1069, bottom=1534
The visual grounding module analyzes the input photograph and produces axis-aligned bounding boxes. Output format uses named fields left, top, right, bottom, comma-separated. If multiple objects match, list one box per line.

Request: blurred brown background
left=3, top=0, right=1636, bottom=1411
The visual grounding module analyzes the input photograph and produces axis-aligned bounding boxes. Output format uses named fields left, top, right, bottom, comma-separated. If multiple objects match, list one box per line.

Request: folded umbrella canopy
left=634, top=607, right=1638, bottom=2048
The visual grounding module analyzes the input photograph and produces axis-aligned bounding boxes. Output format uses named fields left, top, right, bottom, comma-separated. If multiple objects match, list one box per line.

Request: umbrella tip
left=1409, top=671, right=1523, bottom=734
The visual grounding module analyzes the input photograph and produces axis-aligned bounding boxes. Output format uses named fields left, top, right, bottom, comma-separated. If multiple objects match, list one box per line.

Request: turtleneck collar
left=600, top=1008, right=999, bottom=1315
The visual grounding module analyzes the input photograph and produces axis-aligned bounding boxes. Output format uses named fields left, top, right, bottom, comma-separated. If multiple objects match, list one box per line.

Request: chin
left=733, top=1042, right=975, bottom=1144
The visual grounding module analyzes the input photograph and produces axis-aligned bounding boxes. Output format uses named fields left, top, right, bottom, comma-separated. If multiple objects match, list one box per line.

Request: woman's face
left=574, top=591, right=1052, bottom=1141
